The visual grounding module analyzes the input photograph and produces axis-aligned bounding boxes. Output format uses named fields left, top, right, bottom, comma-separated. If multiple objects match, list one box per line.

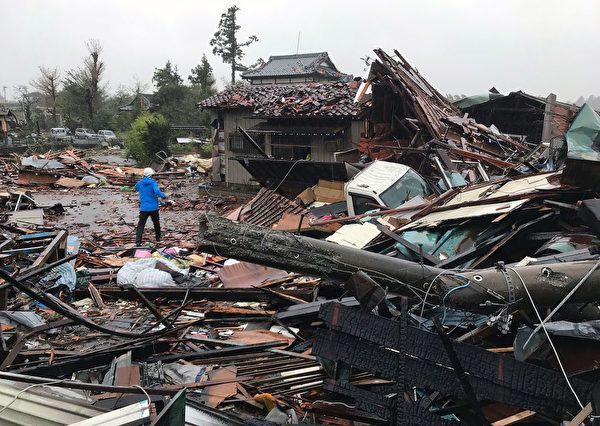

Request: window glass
left=271, top=134, right=311, bottom=160
left=380, top=169, right=429, bottom=208
left=351, top=194, right=379, bottom=215
left=229, top=132, right=265, bottom=155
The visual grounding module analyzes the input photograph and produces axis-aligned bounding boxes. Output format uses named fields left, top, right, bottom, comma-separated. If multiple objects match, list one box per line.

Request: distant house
left=198, top=81, right=366, bottom=189
left=0, top=109, right=19, bottom=142
left=118, top=93, right=155, bottom=113
left=241, top=52, right=350, bottom=85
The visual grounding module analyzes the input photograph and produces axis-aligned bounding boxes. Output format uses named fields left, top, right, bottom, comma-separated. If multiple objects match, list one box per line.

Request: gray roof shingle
left=242, top=52, right=347, bottom=80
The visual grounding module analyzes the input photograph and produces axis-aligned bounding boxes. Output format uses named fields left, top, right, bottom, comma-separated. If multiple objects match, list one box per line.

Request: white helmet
left=143, top=167, right=155, bottom=177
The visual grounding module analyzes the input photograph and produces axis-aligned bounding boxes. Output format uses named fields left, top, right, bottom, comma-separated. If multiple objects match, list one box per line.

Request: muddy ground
left=28, top=164, right=250, bottom=247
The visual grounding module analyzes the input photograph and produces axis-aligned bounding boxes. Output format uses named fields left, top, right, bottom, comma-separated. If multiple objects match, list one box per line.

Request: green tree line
left=17, top=5, right=257, bottom=164
left=27, top=41, right=217, bottom=134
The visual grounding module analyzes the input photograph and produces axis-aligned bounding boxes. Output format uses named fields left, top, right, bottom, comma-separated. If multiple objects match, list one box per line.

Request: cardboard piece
left=296, top=180, right=346, bottom=206
left=313, top=180, right=345, bottom=203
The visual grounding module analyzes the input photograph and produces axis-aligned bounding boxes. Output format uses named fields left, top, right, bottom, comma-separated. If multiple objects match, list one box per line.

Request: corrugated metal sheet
left=227, top=188, right=307, bottom=228
left=217, top=261, right=289, bottom=288
left=401, top=172, right=563, bottom=230
left=444, top=172, right=562, bottom=207
left=566, top=103, right=600, bottom=162
left=0, top=381, right=106, bottom=426
left=69, top=400, right=149, bottom=426
left=402, top=200, right=528, bottom=230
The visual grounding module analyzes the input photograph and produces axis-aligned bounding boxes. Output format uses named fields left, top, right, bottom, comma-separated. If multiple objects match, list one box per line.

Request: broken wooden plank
left=491, top=410, right=536, bottom=426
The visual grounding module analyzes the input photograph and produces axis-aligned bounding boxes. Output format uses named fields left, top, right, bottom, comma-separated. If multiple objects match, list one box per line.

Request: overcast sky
left=4, top=0, right=598, bottom=102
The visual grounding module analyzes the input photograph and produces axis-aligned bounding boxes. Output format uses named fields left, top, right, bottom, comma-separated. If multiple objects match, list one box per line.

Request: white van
left=50, top=128, right=72, bottom=141
left=345, top=161, right=431, bottom=216
left=98, top=130, right=117, bottom=142
left=75, top=128, right=98, bottom=139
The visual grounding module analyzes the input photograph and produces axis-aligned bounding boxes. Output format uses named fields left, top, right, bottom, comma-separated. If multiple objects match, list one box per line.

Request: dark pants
left=136, top=210, right=161, bottom=245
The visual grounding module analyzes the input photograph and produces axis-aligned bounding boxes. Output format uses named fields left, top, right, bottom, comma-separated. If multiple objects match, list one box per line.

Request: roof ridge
left=267, top=52, right=327, bottom=60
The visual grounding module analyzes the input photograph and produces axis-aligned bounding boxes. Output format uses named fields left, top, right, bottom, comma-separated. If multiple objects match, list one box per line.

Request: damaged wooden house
left=198, top=52, right=367, bottom=194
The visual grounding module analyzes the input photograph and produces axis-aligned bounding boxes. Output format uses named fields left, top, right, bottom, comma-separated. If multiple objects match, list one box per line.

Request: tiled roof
left=242, top=52, right=347, bottom=80
left=197, top=81, right=364, bottom=118
left=0, top=109, right=17, bottom=119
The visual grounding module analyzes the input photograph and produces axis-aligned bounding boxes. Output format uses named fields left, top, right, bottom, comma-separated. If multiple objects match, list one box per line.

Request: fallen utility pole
left=198, top=214, right=600, bottom=310
left=198, top=213, right=443, bottom=298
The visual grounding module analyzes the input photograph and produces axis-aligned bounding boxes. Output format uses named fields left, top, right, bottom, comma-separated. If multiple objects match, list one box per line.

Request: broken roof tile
left=198, top=81, right=365, bottom=119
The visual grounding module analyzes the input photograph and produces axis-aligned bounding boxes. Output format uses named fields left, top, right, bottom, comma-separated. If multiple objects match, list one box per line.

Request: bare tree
left=64, top=39, right=106, bottom=121
left=14, top=85, right=34, bottom=126
left=32, top=66, right=61, bottom=125
left=130, top=76, right=149, bottom=95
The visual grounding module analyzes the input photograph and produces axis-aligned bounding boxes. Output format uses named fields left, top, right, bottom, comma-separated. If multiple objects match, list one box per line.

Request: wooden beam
left=20, top=230, right=68, bottom=274
left=491, top=410, right=536, bottom=426
left=566, top=403, right=593, bottom=426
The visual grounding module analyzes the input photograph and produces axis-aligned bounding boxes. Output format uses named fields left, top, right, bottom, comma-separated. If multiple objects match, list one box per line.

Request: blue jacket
left=134, top=176, right=167, bottom=211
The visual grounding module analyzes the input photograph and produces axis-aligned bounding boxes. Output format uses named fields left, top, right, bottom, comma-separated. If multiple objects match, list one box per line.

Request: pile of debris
left=3, top=47, right=600, bottom=426
left=189, top=50, right=600, bottom=424
left=7, top=149, right=212, bottom=188
left=0, top=216, right=330, bottom=425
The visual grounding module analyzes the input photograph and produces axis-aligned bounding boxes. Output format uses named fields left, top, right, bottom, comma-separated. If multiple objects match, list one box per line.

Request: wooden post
left=541, top=93, right=556, bottom=143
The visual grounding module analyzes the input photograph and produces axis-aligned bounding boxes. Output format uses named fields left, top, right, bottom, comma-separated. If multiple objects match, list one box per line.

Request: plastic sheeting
left=117, top=258, right=188, bottom=288
left=566, top=103, right=600, bottom=161
left=40, top=263, right=77, bottom=291
left=21, top=157, right=66, bottom=169
left=163, top=363, right=206, bottom=384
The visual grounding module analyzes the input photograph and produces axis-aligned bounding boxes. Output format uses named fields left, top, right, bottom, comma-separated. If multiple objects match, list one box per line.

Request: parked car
left=98, top=129, right=123, bottom=148
left=75, top=128, right=98, bottom=139
left=50, top=127, right=73, bottom=141
left=98, top=130, right=117, bottom=142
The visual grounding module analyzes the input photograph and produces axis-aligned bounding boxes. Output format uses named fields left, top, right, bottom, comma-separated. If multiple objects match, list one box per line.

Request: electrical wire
left=419, top=276, right=439, bottom=326
left=271, top=159, right=303, bottom=193
left=418, top=272, right=461, bottom=322
left=441, top=282, right=471, bottom=324
left=133, top=385, right=151, bottom=406
left=0, top=380, right=64, bottom=416
left=507, top=267, right=585, bottom=410
left=309, top=399, right=355, bottom=409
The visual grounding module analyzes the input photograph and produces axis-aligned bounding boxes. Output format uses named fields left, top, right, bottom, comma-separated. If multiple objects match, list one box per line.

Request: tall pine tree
left=189, top=54, right=216, bottom=95
left=210, top=5, right=258, bottom=85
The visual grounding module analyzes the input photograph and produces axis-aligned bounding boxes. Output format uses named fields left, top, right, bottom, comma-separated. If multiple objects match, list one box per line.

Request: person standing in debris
left=134, top=167, right=168, bottom=246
